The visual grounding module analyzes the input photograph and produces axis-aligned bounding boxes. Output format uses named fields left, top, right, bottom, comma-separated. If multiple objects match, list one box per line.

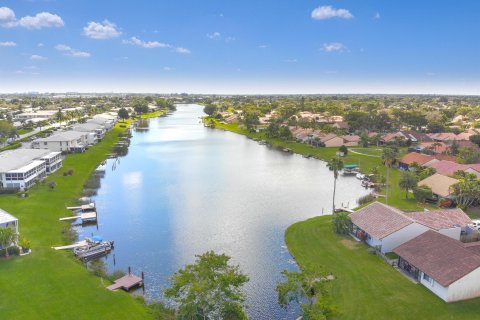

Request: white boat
left=356, top=173, right=365, bottom=180
left=73, top=237, right=114, bottom=261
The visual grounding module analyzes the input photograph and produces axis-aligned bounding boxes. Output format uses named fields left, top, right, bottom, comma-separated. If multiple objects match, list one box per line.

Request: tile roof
left=394, top=230, right=480, bottom=286
left=404, top=208, right=471, bottom=230
left=426, top=161, right=466, bottom=177
left=418, top=173, right=459, bottom=197
left=419, top=142, right=449, bottom=154
left=400, top=152, right=434, bottom=165
left=350, top=202, right=412, bottom=239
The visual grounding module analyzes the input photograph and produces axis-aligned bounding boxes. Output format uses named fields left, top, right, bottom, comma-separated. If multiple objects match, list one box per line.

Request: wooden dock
left=59, top=211, right=97, bottom=223
left=52, top=240, right=88, bottom=250
left=66, top=203, right=95, bottom=211
left=107, top=274, right=143, bottom=291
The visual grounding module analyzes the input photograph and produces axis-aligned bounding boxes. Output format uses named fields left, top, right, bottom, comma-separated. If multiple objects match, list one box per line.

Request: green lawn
left=286, top=216, right=480, bottom=319
left=0, top=121, right=153, bottom=319
left=18, top=128, right=33, bottom=135
left=214, top=122, right=423, bottom=211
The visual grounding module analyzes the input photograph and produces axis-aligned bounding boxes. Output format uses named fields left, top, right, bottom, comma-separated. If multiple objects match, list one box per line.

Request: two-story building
left=0, top=149, right=62, bottom=190
left=33, top=131, right=89, bottom=153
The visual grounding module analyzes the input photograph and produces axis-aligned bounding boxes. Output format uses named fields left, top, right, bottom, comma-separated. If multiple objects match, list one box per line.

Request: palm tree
left=0, top=227, right=15, bottom=257
left=327, top=157, right=344, bottom=214
left=382, top=147, right=398, bottom=205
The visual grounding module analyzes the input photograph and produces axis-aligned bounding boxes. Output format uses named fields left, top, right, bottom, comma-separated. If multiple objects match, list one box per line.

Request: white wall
left=448, top=267, right=480, bottom=302
left=438, top=227, right=461, bottom=240
left=420, top=271, right=449, bottom=301
left=366, top=236, right=382, bottom=249
left=382, top=223, right=429, bottom=253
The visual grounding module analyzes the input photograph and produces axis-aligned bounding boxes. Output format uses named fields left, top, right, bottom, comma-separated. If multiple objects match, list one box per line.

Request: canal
left=79, top=104, right=369, bottom=319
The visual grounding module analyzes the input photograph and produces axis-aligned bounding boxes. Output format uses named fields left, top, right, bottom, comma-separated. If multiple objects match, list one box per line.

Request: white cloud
left=83, top=20, right=121, bottom=39
left=55, top=44, right=91, bottom=58
left=14, top=70, right=24, bottom=74
left=321, top=42, right=346, bottom=52
left=259, top=44, right=268, bottom=49
left=207, top=32, right=221, bottom=39
left=374, top=12, right=381, bottom=19
left=175, top=47, right=190, bottom=54
left=18, top=12, right=64, bottom=29
left=0, top=7, right=63, bottom=29
left=30, top=54, right=47, bottom=60
left=23, top=66, right=37, bottom=70
left=0, top=7, right=16, bottom=27
left=122, top=36, right=171, bottom=49
left=285, top=58, right=298, bottom=63
left=163, top=66, right=173, bottom=71
left=311, top=6, right=353, bottom=20
left=0, top=41, right=16, bottom=47
left=225, top=36, right=235, bottom=43
left=37, top=43, right=44, bottom=47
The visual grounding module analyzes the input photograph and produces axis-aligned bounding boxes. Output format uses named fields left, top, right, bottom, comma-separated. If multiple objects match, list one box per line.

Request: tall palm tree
left=327, top=157, right=344, bottom=214
left=382, top=147, right=399, bottom=205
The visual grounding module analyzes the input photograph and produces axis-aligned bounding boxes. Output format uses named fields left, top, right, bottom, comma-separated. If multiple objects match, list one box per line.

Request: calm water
left=79, top=104, right=369, bottom=319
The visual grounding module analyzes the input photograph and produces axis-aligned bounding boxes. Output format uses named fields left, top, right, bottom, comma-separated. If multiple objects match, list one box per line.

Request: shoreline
left=0, top=110, right=168, bottom=319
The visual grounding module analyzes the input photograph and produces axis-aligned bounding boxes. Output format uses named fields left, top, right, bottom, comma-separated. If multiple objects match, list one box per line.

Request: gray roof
left=72, top=123, right=104, bottom=131
left=36, top=130, right=86, bottom=142
left=0, top=208, right=17, bottom=224
left=0, top=149, right=51, bottom=172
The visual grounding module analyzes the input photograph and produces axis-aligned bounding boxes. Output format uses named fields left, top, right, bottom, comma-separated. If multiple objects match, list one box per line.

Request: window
left=423, top=273, right=433, bottom=284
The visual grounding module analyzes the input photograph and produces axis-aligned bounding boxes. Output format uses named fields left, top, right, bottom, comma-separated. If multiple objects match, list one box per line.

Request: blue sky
left=1, top=0, right=480, bottom=94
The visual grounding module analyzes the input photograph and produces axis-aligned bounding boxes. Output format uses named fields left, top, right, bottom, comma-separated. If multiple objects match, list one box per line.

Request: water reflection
left=78, top=104, right=369, bottom=319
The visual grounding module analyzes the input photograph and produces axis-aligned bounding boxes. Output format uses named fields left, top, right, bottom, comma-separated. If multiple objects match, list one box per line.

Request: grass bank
left=286, top=216, right=480, bottom=319
left=0, top=120, right=154, bottom=319
left=212, top=121, right=423, bottom=211
left=140, top=108, right=169, bottom=119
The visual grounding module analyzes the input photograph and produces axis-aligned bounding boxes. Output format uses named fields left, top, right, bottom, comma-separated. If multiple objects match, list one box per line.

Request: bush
left=332, top=212, right=352, bottom=235
left=19, top=238, right=31, bottom=252
left=88, top=260, right=108, bottom=278
left=0, top=188, right=19, bottom=195
left=358, top=194, right=375, bottom=205
left=7, top=246, right=20, bottom=256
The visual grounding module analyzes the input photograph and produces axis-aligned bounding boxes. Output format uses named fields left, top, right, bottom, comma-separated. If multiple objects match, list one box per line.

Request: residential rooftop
left=0, top=149, right=52, bottom=172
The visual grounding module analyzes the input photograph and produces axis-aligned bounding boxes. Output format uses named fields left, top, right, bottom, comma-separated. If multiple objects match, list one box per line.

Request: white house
left=72, top=123, right=106, bottom=141
left=394, top=230, right=480, bottom=302
left=350, top=202, right=472, bottom=253
left=33, top=131, right=89, bottom=153
left=0, top=149, right=62, bottom=190
left=14, top=110, right=57, bottom=121
left=0, top=208, right=18, bottom=247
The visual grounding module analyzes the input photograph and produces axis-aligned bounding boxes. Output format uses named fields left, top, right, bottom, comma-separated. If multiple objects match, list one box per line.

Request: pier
left=107, top=268, right=144, bottom=291
left=59, top=211, right=97, bottom=223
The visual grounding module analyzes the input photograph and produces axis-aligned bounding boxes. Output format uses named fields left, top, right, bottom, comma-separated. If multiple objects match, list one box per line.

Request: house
left=32, top=131, right=89, bottom=153
left=72, top=123, right=106, bottom=141
left=394, top=230, right=480, bottom=302
left=14, top=110, right=57, bottom=121
left=418, top=141, right=449, bottom=154
left=398, top=152, right=435, bottom=170
left=332, top=121, right=350, bottom=130
left=425, top=160, right=480, bottom=178
left=418, top=174, right=459, bottom=200
left=0, top=208, right=18, bottom=247
left=322, top=134, right=359, bottom=147
left=0, top=149, right=62, bottom=190
left=350, top=202, right=429, bottom=253
left=350, top=202, right=471, bottom=253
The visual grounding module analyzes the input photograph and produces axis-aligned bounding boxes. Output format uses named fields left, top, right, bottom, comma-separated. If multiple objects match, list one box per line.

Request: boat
left=282, top=148, right=292, bottom=153
left=73, top=237, right=114, bottom=261
left=356, top=173, right=365, bottom=180
left=343, top=164, right=359, bottom=176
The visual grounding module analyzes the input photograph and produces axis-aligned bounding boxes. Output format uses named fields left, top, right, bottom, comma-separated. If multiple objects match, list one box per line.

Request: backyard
left=286, top=216, right=480, bottom=319
left=0, top=122, right=153, bottom=319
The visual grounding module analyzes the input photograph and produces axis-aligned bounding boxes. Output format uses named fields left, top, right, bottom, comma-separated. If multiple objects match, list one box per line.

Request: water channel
left=79, top=104, right=369, bottom=319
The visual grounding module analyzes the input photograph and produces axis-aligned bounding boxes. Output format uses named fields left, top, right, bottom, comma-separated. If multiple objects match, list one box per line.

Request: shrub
left=48, top=181, right=57, bottom=190
left=332, top=212, right=352, bottom=235
left=88, top=260, right=108, bottom=278
left=0, top=188, right=19, bottom=195
left=19, top=238, right=31, bottom=252
left=7, top=246, right=20, bottom=256
left=358, top=194, right=375, bottom=205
